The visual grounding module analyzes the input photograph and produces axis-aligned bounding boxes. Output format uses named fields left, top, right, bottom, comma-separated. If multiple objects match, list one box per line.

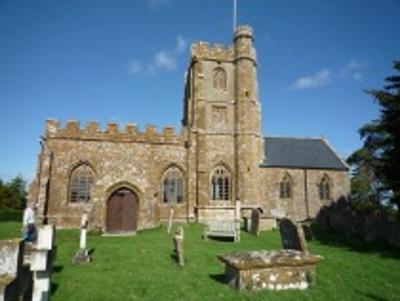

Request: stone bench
left=217, top=250, right=323, bottom=291
left=204, top=221, right=240, bottom=242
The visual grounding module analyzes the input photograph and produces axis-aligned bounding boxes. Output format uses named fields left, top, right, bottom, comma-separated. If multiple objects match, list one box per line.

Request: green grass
left=1, top=221, right=400, bottom=301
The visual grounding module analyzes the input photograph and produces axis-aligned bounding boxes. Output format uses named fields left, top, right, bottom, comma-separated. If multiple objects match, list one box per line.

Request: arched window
left=70, top=164, right=94, bottom=203
left=211, top=165, right=231, bottom=201
left=319, top=175, right=331, bottom=200
left=279, top=173, right=293, bottom=199
left=213, top=67, right=227, bottom=91
left=163, top=166, right=184, bottom=204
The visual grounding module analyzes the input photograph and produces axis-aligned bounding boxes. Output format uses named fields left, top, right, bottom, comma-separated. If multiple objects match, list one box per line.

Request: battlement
left=191, top=41, right=234, bottom=62
left=234, top=25, right=254, bottom=40
left=45, top=119, right=183, bottom=145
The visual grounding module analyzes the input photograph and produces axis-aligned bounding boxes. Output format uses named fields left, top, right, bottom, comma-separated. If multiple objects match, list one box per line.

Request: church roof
left=261, top=137, right=348, bottom=171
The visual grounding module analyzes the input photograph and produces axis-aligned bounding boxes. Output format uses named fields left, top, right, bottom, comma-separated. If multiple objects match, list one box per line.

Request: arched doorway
left=106, top=188, right=138, bottom=233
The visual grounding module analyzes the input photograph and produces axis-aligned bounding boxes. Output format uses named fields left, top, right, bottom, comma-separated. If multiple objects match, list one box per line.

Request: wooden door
left=106, top=188, right=138, bottom=233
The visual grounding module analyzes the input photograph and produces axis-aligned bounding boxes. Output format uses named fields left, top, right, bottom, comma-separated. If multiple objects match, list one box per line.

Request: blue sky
left=0, top=0, right=399, bottom=182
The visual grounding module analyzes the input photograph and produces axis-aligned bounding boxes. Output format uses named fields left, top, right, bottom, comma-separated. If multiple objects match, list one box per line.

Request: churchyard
left=1, top=220, right=400, bottom=301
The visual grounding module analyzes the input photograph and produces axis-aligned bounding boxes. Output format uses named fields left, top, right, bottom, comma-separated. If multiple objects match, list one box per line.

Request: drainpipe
left=303, top=169, right=310, bottom=220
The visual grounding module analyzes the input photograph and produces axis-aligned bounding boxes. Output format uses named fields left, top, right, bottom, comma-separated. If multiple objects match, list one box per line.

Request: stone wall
left=260, top=167, right=350, bottom=221
left=31, top=120, right=187, bottom=230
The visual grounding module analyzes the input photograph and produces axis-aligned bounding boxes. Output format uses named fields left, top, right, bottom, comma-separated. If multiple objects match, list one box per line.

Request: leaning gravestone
left=172, top=227, right=184, bottom=266
left=250, top=208, right=262, bottom=236
left=279, top=218, right=308, bottom=252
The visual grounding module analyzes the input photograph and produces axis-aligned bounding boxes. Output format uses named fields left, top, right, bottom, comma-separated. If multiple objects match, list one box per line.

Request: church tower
left=233, top=25, right=263, bottom=205
left=183, top=25, right=263, bottom=221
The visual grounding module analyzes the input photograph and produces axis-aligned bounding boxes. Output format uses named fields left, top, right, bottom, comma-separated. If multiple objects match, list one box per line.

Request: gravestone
left=250, top=208, right=262, bottom=236
left=279, top=218, right=308, bottom=252
left=73, top=212, right=91, bottom=264
left=172, top=227, right=184, bottom=266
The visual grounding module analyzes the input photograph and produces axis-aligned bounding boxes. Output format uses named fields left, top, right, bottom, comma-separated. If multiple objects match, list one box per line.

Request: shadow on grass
left=53, top=265, right=64, bottom=273
left=88, top=248, right=96, bottom=257
left=51, top=265, right=63, bottom=295
left=354, top=289, right=389, bottom=301
left=209, top=273, right=227, bottom=284
left=51, top=283, right=59, bottom=296
left=313, top=231, right=400, bottom=260
left=204, top=237, right=236, bottom=243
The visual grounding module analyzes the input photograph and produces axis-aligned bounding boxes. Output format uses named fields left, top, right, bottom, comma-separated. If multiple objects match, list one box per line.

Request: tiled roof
left=261, top=137, right=348, bottom=170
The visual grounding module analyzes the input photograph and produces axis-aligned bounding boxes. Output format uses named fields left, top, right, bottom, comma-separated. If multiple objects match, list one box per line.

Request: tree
left=348, top=61, right=400, bottom=208
left=347, top=148, right=379, bottom=203
left=0, top=176, right=27, bottom=210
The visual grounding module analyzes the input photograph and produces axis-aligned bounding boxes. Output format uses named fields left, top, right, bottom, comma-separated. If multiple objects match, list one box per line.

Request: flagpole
left=233, top=0, right=237, bottom=33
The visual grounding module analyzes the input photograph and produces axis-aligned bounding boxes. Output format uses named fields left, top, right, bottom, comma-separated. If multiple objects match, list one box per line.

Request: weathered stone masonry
left=29, top=25, right=350, bottom=232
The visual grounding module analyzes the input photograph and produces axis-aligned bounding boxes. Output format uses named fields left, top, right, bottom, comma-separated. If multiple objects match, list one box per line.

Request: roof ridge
left=264, top=135, right=323, bottom=140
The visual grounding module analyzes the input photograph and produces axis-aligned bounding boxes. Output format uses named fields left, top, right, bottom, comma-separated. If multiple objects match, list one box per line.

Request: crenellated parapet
left=44, top=119, right=184, bottom=145
left=191, top=41, right=234, bottom=62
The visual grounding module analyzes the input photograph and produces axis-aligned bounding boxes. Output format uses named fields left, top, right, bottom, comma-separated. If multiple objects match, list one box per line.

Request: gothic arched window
left=319, top=175, right=332, bottom=201
left=213, top=67, right=227, bottom=91
left=163, top=166, right=184, bottom=204
left=211, top=165, right=231, bottom=201
left=69, top=164, right=94, bottom=203
left=279, top=173, right=293, bottom=199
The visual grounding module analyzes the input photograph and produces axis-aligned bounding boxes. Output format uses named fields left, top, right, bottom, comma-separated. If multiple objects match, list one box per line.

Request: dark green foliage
left=348, top=61, right=400, bottom=208
left=0, top=175, right=27, bottom=211
left=0, top=208, right=23, bottom=221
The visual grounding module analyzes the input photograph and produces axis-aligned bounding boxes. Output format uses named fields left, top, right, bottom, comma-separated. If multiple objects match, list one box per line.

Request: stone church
left=29, top=25, right=349, bottom=233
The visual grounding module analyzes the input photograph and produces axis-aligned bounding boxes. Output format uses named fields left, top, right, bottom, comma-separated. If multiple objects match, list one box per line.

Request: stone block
left=30, top=250, right=48, bottom=272
left=36, top=225, right=55, bottom=251
left=217, top=250, right=323, bottom=291
left=0, top=239, right=31, bottom=301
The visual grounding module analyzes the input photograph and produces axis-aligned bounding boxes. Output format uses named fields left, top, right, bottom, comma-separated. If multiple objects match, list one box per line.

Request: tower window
left=211, top=165, right=231, bottom=201
left=69, top=163, right=94, bottom=203
left=213, top=67, right=227, bottom=91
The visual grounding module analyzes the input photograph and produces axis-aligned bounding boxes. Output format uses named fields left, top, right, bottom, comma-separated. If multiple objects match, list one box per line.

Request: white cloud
left=289, top=68, right=331, bottom=90
left=150, top=51, right=177, bottom=71
left=176, top=35, right=188, bottom=54
left=148, top=0, right=173, bottom=9
left=127, top=60, right=143, bottom=75
left=127, top=35, right=188, bottom=76
left=340, top=60, right=366, bottom=81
